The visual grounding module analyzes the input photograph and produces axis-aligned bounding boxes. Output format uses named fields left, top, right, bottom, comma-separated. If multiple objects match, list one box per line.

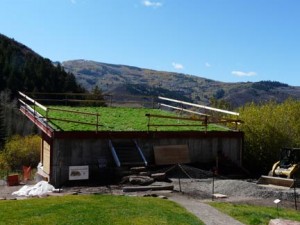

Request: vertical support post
left=33, top=101, right=36, bottom=116
left=180, top=103, right=184, bottom=115
left=96, top=113, right=99, bottom=133
left=294, top=176, right=298, bottom=210
left=205, top=116, right=208, bottom=132
left=46, top=108, right=48, bottom=121
left=152, top=96, right=155, bottom=109
left=147, top=114, right=150, bottom=132
left=178, top=164, right=182, bottom=193
left=212, top=169, right=215, bottom=201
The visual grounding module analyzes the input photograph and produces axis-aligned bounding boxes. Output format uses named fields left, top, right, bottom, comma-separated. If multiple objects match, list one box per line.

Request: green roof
left=36, top=106, right=229, bottom=132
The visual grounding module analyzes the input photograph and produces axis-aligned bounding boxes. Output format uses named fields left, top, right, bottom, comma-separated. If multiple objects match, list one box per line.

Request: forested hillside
left=0, top=34, right=84, bottom=96
left=0, top=34, right=85, bottom=148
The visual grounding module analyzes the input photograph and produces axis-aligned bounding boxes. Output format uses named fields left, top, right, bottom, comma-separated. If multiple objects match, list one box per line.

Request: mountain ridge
left=62, top=59, right=300, bottom=108
left=1, top=32, right=299, bottom=109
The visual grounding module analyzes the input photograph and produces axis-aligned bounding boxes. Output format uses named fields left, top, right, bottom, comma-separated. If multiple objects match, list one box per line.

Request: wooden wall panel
left=43, top=140, right=50, bottom=174
left=154, top=145, right=190, bottom=165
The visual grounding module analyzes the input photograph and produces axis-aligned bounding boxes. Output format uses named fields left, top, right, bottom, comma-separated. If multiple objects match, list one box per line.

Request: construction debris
left=128, top=176, right=154, bottom=186
left=12, top=181, right=59, bottom=197
left=151, top=173, right=166, bottom=181
left=123, top=184, right=174, bottom=192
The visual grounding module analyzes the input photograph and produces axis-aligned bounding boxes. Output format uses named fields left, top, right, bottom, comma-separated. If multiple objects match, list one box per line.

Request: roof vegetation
left=36, top=106, right=229, bottom=132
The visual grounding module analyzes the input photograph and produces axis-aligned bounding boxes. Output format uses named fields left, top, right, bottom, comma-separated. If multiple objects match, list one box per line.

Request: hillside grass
left=0, top=195, right=203, bottom=225
left=37, top=106, right=228, bottom=132
left=209, top=202, right=300, bottom=225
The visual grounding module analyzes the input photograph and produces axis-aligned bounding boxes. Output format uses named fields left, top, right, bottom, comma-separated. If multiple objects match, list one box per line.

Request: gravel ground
left=170, top=178, right=300, bottom=210
left=1, top=178, right=299, bottom=208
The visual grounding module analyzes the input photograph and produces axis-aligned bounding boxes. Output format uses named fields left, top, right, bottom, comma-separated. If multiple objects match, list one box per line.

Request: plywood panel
left=154, top=145, right=190, bottom=165
left=43, top=140, right=50, bottom=174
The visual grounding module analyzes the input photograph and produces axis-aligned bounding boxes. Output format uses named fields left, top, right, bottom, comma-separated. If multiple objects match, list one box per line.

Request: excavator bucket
left=257, top=175, right=294, bottom=188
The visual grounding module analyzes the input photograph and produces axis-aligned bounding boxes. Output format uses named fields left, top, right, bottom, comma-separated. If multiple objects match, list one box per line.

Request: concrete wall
left=49, top=135, right=243, bottom=187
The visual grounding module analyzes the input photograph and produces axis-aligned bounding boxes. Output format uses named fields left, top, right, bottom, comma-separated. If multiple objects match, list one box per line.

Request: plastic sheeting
left=12, top=181, right=58, bottom=197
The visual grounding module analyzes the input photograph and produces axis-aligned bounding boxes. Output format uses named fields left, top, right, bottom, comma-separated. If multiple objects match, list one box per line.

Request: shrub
left=1, top=135, right=40, bottom=170
left=239, top=99, right=300, bottom=175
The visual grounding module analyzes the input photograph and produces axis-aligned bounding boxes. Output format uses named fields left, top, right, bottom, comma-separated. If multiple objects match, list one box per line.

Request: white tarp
left=12, top=181, right=58, bottom=197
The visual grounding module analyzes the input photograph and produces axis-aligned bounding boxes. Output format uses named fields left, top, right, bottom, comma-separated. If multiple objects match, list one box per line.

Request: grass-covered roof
left=37, top=106, right=229, bottom=132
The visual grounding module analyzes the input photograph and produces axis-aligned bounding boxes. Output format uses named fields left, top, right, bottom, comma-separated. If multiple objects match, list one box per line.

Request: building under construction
left=18, top=92, right=243, bottom=187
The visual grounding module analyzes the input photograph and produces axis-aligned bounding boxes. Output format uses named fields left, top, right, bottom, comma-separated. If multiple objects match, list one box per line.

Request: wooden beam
left=19, top=91, right=47, bottom=111
left=145, top=113, right=205, bottom=122
left=158, top=96, right=239, bottom=116
left=123, top=184, right=174, bottom=192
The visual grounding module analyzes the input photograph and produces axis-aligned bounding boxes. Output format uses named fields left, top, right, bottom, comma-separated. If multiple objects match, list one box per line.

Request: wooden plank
left=146, top=113, right=205, bottom=122
left=48, top=107, right=100, bottom=116
left=43, top=141, right=51, bottom=174
left=154, top=145, right=190, bottom=165
left=158, top=96, right=239, bottom=116
left=213, top=193, right=227, bottom=198
left=19, top=91, right=47, bottom=111
left=123, top=184, right=174, bottom=192
left=47, top=117, right=102, bottom=127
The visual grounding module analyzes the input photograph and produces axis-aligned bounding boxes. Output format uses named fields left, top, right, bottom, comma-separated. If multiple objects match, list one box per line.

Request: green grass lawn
left=209, top=202, right=300, bottom=225
left=0, top=195, right=203, bottom=225
left=36, top=106, right=229, bottom=132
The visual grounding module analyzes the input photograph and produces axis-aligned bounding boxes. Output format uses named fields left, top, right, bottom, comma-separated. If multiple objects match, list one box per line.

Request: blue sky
left=1, top=0, right=299, bottom=86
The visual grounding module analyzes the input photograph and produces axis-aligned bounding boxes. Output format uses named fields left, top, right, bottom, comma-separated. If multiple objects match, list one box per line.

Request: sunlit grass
left=0, top=195, right=204, bottom=225
left=36, top=106, right=228, bottom=132
left=209, top=202, right=300, bottom=225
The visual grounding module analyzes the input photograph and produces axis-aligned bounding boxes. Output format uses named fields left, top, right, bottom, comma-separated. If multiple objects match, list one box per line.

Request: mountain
left=1, top=32, right=298, bottom=108
left=62, top=59, right=300, bottom=108
left=0, top=34, right=84, bottom=96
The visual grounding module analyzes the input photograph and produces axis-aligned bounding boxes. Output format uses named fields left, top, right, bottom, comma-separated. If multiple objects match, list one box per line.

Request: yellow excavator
left=257, top=148, right=300, bottom=188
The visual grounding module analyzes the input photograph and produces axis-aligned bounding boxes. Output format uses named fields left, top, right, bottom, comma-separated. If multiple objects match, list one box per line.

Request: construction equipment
left=257, top=148, right=300, bottom=188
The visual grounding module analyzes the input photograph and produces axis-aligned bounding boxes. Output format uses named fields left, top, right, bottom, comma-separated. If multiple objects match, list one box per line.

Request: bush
left=0, top=153, right=9, bottom=171
left=1, top=135, right=40, bottom=170
left=239, top=99, right=300, bottom=175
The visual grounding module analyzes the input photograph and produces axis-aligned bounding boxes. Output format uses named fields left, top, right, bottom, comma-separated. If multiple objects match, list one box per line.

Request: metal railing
left=24, top=92, right=159, bottom=109
left=134, top=140, right=148, bottom=166
left=109, top=140, right=121, bottom=167
left=19, top=92, right=102, bottom=132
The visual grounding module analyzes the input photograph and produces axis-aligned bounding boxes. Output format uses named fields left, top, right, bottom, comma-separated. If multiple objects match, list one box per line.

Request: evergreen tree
left=0, top=104, right=5, bottom=148
left=0, top=33, right=86, bottom=96
left=86, top=85, right=107, bottom=107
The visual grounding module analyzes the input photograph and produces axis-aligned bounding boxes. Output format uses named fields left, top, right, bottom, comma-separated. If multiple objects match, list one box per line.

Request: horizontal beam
left=145, top=113, right=206, bottom=122
left=47, top=117, right=102, bottom=127
left=19, top=91, right=47, bottom=111
left=158, top=96, right=239, bottom=116
left=48, top=107, right=100, bottom=116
